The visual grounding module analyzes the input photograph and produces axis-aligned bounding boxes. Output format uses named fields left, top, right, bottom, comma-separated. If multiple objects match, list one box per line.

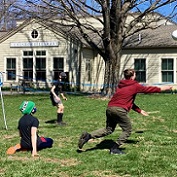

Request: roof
left=0, top=31, right=8, bottom=38
left=0, top=18, right=177, bottom=50
left=124, top=25, right=177, bottom=49
left=0, top=18, right=71, bottom=44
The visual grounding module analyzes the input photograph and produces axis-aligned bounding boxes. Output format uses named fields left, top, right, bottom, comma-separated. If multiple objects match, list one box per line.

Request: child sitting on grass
left=6, top=101, right=53, bottom=157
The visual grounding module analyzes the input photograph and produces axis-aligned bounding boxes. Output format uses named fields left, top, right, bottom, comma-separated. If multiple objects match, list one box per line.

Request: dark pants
left=90, top=106, right=132, bottom=147
left=38, top=137, right=53, bottom=150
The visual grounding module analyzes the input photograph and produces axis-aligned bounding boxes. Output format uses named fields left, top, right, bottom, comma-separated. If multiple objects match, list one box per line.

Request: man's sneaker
left=6, top=144, right=21, bottom=155
left=78, top=132, right=91, bottom=149
left=110, top=143, right=125, bottom=155
left=110, top=147, right=125, bottom=155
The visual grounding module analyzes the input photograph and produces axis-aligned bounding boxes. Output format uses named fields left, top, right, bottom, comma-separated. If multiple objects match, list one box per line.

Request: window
left=36, top=57, right=46, bottom=81
left=134, top=58, right=146, bottom=82
left=23, top=51, right=33, bottom=80
left=23, top=51, right=33, bottom=56
left=31, top=29, right=38, bottom=39
left=23, top=57, right=33, bottom=80
left=161, top=58, right=173, bottom=82
left=36, top=50, right=46, bottom=56
left=23, top=50, right=46, bottom=81
left=6, top=58, right=16, bottom=80
left=36, top=50, right=46, bottom=81
left=53, top=57, right=64, bottom=80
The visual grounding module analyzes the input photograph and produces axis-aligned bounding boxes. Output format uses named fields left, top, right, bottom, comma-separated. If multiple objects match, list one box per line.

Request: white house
left=0, top=19, right=105, bottom=92
left=0, top=15, right=177, bottom=93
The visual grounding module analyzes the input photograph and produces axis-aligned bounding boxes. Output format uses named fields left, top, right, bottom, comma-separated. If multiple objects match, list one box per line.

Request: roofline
left=123, top=46, right=177, bottom=50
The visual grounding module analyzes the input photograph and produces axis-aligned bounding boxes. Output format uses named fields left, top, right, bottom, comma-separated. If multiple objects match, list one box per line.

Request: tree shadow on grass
left=77, top=138, right=139, bottom=153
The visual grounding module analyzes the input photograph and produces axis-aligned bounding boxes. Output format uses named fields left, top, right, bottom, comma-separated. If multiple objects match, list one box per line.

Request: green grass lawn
left=1, top=93, right=177, bottom=177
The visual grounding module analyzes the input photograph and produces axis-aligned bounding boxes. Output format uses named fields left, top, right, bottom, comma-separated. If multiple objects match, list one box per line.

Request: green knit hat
left=19, top=101, right=35, bottom=114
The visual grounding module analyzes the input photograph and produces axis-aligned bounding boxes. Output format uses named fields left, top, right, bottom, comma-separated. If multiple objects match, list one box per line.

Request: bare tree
left=15, top=0, right=177, bottom=95
left=0, top=0, right=33, bottom=31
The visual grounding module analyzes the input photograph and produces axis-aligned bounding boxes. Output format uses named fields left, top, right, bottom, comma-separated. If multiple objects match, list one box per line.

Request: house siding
left=0, top=20, right=105, bottom=92
left=0, top=21, right=77, bottom=90
left=121, top=48, right=177, bottom=88
left=0, top=18, right=177, bottom=92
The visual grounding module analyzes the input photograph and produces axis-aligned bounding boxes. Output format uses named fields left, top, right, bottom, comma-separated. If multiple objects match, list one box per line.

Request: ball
left=172, top=30, right=177, bottom=40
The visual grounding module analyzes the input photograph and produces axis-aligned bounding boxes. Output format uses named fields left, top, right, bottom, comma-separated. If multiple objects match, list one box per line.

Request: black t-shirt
left=52, top=80, right=64, bottom=95
left=50, top=80, right=64, bottom=105
left=18, top=114, right=42, bottom=149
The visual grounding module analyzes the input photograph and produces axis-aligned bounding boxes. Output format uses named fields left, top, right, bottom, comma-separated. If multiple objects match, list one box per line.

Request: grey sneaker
left=78, top=132, right=91, bottom=149
left=110, top=143, right=125, bottom=155
left=110, top=148, right=125, bottom=155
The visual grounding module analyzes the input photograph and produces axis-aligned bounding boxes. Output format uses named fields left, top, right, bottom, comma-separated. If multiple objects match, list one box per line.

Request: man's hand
left=140, top=110, right=149, bottom=116
left=160, top=85, right=173, bottom=91
left=63, top=96, right=67, bottom=100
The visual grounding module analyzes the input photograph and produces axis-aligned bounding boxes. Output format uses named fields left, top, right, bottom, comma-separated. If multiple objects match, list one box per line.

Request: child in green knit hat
left=6, top=101, right=53, bottom=157
left=19, top=101, right=36, bottom=114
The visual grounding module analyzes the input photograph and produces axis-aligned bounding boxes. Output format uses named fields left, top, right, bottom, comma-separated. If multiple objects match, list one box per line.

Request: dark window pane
left=23, top=71, right=33, bottom=80
left=23, top=51, right=33, bottom=56
left=7, top=71, right=16, bottom=80
left=23, top=58, right=33, bottom=69
left=161, top=58, right=174, bottom=82
left=53, top=57, right=64, bottom=69
left=36, top=58, right=46, bottom=69
left=162, top=59, right=167, bottom=70
left=168, top=59, right=173, bottom=70
left=6, top=58, right=16, bottom=80
left=36, top=51, right=46, bottom=56
left=134, top=59, right=146, bottom=82
left=162, top=71, right=173, bottom=82
left=7, top=58, right=16, bottom=69
left=31, top=29, right=38, bottom=39
left=36, top=71, right=46, bottom=81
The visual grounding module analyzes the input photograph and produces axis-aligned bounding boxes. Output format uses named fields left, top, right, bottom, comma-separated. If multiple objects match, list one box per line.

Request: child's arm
left=31, top=127, right=39, bottom=157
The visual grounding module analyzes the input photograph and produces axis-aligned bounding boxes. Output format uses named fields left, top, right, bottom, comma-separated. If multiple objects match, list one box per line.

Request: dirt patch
left=3, top=134, right=18, bottom=139
left=0, top=168, right=5, bottom=176
left=90, top=170, right=131, bottom=177
left=6, top=156, right=80, bottom=167
left=88, top=94, right=109, bottom=100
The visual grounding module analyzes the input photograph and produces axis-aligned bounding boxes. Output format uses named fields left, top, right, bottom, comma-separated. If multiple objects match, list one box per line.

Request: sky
left=134, top=1, right=177, bottom=22
left=86, top=0, right=177, bottom=22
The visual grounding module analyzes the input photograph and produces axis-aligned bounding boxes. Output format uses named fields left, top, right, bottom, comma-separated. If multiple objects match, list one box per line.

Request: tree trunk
left=103, top=49, right=121, bottom=97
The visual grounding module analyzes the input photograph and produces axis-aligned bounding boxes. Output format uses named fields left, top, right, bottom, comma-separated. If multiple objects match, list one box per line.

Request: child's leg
left=38, top=137, right=53, bottom=150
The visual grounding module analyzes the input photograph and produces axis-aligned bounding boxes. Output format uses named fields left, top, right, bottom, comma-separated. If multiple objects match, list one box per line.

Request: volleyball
left=172, top=30, right=177, bottom=40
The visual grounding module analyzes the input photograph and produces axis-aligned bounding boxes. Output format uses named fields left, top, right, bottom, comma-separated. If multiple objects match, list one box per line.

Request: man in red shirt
left=78, top=68, right=172, bottom=154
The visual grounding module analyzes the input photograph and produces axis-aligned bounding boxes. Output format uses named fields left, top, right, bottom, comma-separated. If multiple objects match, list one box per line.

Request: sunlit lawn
left=0, top=92, right=177, bottom=177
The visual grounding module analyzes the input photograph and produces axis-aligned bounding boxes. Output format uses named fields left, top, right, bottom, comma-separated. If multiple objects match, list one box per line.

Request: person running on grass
left=78, top=68, right=173, bottom=155
left=50, top=72, right=67, bottom=126
left=6, top=101, right=53, bottom=157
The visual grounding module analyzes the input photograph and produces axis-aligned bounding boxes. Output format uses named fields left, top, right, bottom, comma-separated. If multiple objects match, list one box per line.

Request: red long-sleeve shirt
left=108, top=79, right=161, bottom=113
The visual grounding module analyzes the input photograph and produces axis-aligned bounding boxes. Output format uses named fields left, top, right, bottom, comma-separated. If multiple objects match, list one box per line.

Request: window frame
left=6, top=58, right=16, bottom=81
left=134, top=58, right=146, bottom=83
left=53, top=57, right=64, bottom=80
left=161, top=58, right=174, bottom=83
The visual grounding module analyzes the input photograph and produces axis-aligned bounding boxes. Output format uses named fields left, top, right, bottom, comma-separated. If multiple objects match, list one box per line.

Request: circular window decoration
left=31, top=29, right=38, bottom=39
